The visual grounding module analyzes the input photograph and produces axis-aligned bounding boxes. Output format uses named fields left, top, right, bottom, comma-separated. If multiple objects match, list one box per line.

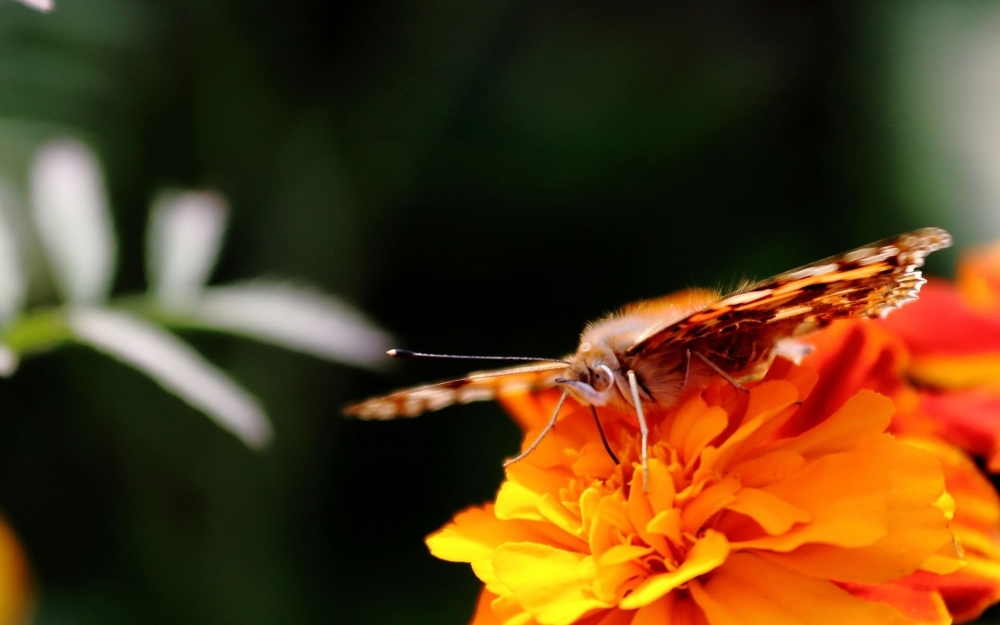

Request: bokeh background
left=0, top=1, right=999, bottom=623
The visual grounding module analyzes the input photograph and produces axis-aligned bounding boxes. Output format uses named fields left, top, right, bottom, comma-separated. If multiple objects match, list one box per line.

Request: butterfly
left=345, top=227, right=952, bottom=489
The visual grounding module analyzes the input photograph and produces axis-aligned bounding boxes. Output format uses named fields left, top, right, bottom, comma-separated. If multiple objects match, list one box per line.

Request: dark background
left=0, top=1, right=992, bottom=623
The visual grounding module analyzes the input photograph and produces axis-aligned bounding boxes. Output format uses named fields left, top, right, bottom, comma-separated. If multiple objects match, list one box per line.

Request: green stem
left=0, top=307, right=73, bottom=356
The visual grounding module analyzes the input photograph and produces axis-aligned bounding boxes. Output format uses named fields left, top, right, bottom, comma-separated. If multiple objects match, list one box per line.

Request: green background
left=0, top=1, right=994, bottom=623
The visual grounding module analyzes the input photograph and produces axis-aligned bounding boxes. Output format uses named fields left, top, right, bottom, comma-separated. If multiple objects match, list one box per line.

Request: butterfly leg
left=627, top=370, right=650, bottom=492
left=690, top=350, right=748, bottom=392
left=503, top=390, right=568, bottom=468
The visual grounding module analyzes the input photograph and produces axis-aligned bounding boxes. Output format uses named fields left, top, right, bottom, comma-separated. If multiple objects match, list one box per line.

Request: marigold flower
left=793, top=239, right=1000, bottom=622
left=878, top=240, right=1000, bottom=469
left=427, top=360, right=962, bottom=625
left=0, top=517, right=31, bottom=625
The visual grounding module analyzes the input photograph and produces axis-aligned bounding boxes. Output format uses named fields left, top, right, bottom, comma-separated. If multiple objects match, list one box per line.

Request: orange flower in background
left=882, top=241, right=1000, bottom=468
left=428, top=361, right=963, bottom=625
left=0, top=518, right=31, bottom=625
left=793, top=239, right=1000, bottom=621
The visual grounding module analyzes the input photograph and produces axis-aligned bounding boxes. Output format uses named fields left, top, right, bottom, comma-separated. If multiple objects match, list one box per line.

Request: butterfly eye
left=591, top=365, right=614, bottom=392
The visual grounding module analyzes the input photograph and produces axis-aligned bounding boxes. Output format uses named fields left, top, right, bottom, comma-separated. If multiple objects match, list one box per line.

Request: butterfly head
left=555, top=342, right=626, bottom=407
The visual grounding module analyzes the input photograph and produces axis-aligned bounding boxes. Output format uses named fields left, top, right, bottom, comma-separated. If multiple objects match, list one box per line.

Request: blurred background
left=0, top=0, right=998, bottom=623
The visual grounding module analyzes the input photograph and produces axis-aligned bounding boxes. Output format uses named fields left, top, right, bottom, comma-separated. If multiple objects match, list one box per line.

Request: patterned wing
left=344, top=361, right=568, bottom=420
left=627, top=227, right=953, bottom=358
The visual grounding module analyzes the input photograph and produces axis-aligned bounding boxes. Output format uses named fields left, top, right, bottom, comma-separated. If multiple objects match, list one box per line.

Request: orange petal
left=470, top=588, right=505, bottom=625
left=902, top=568, right=1000, bottom=623
left=680, top=476, right=741, bottom=534
left=500, top=389, right=567, bottom=432
left=919, top=389, right=1000, bottom=460
left=958, top=240, right=1000, bottom=314
left=905, top=436, right=1000, bottom=621
left=837, top=581, right=950, bottom=625
left=619, top=529, right=729, bottom=610
left=751, top=436, right=951, bottom=583
left=496, top=466, right=560, bottom=523
left=728, top=450, right=805, bottom=489
left=794, top=322, right=908, bottom=439
left=646, top=508, right=682, bottom=547
left=633, top=593, right=707, bottom=625
left=625, top=461, right=670, bottom=556
left=762, top=357, right=818, bottom=400
left=910, top=354, right=1000, bottom=392
left=579, top=607, right=631, bottom=625
left=598, top=545, right=653, bottom=567
left=683, top=407, right=729, bottom=469
left=0, top=520, right=29, bottom=625
left=589, top=495, right=632, bottom=559
left=426, top=505, right=541, bottom=563
left=882, top=280, right=1000, bottom=358
left=694, top=381, right=800, bottom=480
left=667, top=396, right=714, bottom=458
left=774, top=390, right=893, bottom=458
left=493, top=543, right=611, bottom=625
left=732, top=442, right=892, bottom=552
left=724, top=487, right=811, bottom=535
left=690, top=552, right=912, bottom=625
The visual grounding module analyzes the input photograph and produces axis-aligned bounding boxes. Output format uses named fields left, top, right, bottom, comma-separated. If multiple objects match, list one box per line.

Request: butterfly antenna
left=388, top=349, right=568, bottom=364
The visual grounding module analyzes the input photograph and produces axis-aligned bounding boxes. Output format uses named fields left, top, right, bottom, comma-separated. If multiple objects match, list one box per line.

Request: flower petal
left=690, top=553, right=912, bottom=625
left=775, top=390, right=894, bottom=458
left=68, top=307, right=271, bottom=447
left=30, top=139, right=116, bottom=304
left=731, top=444, right=892, bottom=552
left=191, top=282, right=394, bottom=370
left=619, top=530, right=729, bottom=610
left=957, top=240, right=1000, bottom=314
left=494, top=544, right=611, bottom=625
left=426, top=504, right=541, bottom=563
left=147, top=190, right=228, bottom=307
left=748, top=436, right=952, bottom=582
left=910, top=354, right=1000, bottom=392
left=919, top=390, right=1000, bottom=459
left=0, top=518, right=31, bottom=625
left=470, top=588, right=504, bottom=625
left=724, top=487, right=811, bottom=535
left=837, top=581, right=950, bottom=625
left=633, top=593, right=706, bottom=625
left=883, top=280, right=1000, bottom=359
left=904, top=437, right=1000, bottom=621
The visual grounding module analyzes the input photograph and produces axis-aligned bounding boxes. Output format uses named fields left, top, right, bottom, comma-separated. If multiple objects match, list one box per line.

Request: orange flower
left=878, top=240, right=1000, bottom=468
left=0, top=517, right=31, bottom=625
left=427, top=360, right=962, bottom=625
left=792, top=240, right=1000, bottom=622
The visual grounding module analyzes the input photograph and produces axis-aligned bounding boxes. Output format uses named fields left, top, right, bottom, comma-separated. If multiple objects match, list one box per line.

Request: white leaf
left=147, top=190, right=229, bottom=308
left=192, top=281, right=393, bottom=369
left=0, top=345, right=18, bottom=377
left=0, top=180, right=26, bottom=327
left=68, top=307, right=272, bottom=448
left=13, top=0, right=54, bottom=11
left=30, top=139, right=117, bottom=304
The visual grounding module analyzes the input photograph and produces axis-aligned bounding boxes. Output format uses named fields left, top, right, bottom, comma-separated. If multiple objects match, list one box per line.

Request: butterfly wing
left=626, top=227, right=953, bottom=365
left=344, top=361, right=568, bottom=419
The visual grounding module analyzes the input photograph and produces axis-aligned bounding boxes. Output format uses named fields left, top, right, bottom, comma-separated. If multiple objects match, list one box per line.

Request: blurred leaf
left=183, top=281, right=393, bottom=370
left=146, top=190, right=228, bottom=308
left=0, top=179, right=26, bottom=326
left=29, top=139, right=116, bottom=304
left=67, top=307, right=272, bottom=448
